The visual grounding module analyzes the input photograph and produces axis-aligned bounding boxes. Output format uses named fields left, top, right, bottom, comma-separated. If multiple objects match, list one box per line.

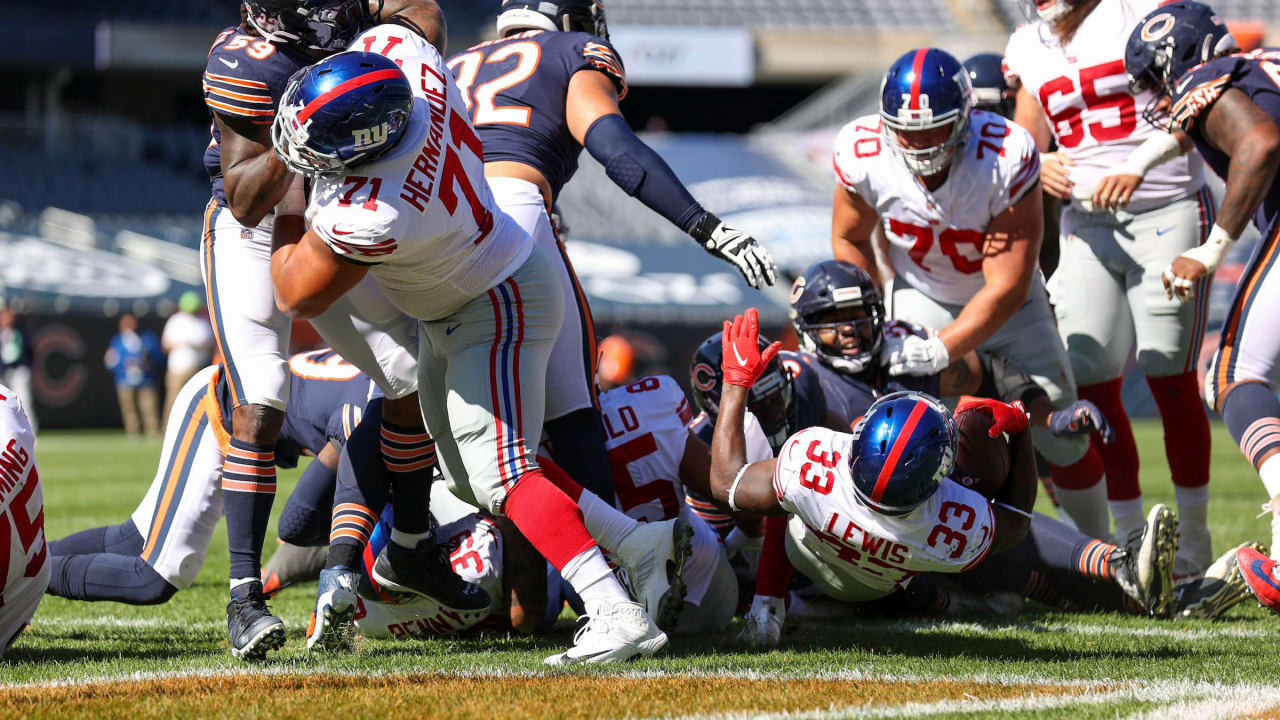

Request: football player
left=271, top=53, right=664, bottom=663
left=436, top=0, right=775, bottom=505
left=0, top=384, right=46, bottom=659
left=46, top=350, right=375, bottom=607
left=1123, top=1, right=1280, bottom=610
left=829, top=48, right=1104, bottom=542
left=1005, top=0, right=1215, bottom=572
left=200, top=0, right=461, bottom=660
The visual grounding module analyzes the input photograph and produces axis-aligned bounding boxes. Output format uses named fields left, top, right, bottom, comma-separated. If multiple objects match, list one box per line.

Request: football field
left=6, top=421, right=1280, bottom=719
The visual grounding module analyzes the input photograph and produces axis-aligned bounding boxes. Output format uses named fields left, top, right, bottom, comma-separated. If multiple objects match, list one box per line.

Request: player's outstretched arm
left=831, top=186, right=882, bottom=286
left=567, top=71, right=775, bottom=288
left=217, top=113, right=294, bottom=228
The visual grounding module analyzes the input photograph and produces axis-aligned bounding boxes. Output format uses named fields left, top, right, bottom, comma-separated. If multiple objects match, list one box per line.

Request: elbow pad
left=976, top=351, right=1046, bottom=408
left=582, top=114, right=704, bottom=232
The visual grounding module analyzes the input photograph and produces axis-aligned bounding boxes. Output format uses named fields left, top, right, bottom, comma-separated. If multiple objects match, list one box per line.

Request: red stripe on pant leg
left=507, top=278, right=527, bottom=480
left=1077, top=379, right=1140, bottom=501
left=502, top=468, right=597, bottom=570
left=538, top=457, right=586, bottom=503
left=1147, top=372, right=1210, bottom=489
left=487, top=287, right=510, bottom=488
left=755, top=515, right=794, bottom=599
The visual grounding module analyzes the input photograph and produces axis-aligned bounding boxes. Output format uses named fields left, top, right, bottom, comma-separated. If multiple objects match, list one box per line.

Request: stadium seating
left=604, top=0, right=958, bottom=29
left=5, top=0, right=238, bottom=25
left=992, top=0, right=1280, bottom=28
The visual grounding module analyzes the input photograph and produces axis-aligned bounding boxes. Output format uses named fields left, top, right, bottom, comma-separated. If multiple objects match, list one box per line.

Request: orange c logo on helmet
left=692, top=362, right=717, bottom=391
left=1141, top=13, right=1175, bottom=42
left=790, top=276, right=807, bottom=304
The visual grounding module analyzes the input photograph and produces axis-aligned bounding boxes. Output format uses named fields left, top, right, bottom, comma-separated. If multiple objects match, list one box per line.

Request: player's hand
left=1039, top=151, right=1074, bottom=200
left=693, top=213, right=777, bottom=288
left=956, top=398, right=1029, bottom=437
left=1162, top=256, right=1208, bottom=303
left=1049, top=400, right=1114, bottom=444
left=887, top=334, right=950, bottom=377
left=721, top=307, right=782, bottom=388
left=1092, top=173, right=1142, bottom=210
left=738, top=594, right=785, bottom=647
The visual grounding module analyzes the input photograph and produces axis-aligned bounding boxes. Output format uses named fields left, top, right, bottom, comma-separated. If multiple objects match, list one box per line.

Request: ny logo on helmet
left=353, top=122, right=390, bottom=150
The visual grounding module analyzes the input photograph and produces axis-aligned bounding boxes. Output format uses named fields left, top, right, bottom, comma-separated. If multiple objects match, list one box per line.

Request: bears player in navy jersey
left=201, top=0, right=482, bottom=660
left=443, top=0, right=775, bottom=512
left=45, top=350, right=374, bottom=609
left=1124, top=1, right=1280, bottom=610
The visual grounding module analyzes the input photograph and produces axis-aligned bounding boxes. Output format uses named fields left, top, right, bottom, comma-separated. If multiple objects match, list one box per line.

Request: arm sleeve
left=582, top=114, right=705, bottom=233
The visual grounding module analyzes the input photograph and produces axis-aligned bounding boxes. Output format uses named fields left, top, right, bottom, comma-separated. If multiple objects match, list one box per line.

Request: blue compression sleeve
left=582, top=114, right=705, bottom=233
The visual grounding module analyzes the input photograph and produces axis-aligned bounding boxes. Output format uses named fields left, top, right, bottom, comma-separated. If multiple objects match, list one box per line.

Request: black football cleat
left=371, top=540, right=491, bottom=615
left=227, top=580, right=286, bottom=661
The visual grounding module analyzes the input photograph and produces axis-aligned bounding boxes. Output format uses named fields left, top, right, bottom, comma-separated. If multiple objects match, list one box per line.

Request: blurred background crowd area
left=0, top=0, right=1275, bottom=428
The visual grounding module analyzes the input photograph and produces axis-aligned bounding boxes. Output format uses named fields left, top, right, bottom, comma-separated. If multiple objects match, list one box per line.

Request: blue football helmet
left=789, top=260, right=884, bottom=376
left=243, top=0, right=368, bottom=52
left=273, top=51, right=413, bottom=178
left=964, top=52, right=1015, bottom=120
left=690, top=331, right=795, bottom=452
left=851, top=391, right=956, bottom=515
left=880, top=48, right=973, bottom=177
left=1125, top=2, right=1238, bottom=124
left=497, top=0, right=608, bottom=39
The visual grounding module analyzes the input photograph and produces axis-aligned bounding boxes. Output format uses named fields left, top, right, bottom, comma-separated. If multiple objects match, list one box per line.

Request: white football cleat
left=738, top=594, right=785, bottom=648
left=1134, top=504, right=1179, bottom=617
left=543, top=600, right=668, bottom=665
left=306, top=567, right=359, bottom=652
left=612, top=517, right=694, bottom=631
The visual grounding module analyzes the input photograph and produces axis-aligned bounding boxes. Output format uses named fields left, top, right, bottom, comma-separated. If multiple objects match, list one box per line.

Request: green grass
left=5, top=422, right=1280, bottom=719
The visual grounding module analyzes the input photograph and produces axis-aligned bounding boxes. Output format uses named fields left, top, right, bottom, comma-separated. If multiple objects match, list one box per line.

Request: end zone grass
left=6, top=422, right=1280, bottom=719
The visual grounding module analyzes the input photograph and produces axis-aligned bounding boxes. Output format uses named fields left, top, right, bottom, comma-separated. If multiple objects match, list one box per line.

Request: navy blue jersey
left=446, top=29, right=626, bottom=201
left=202, top=26, right=315, bottom=208
left=690, top=350, right=828, bottom=448
left=215, top=349, right=377, bottom=467
left=1171, top=49, right=1280, bottom=231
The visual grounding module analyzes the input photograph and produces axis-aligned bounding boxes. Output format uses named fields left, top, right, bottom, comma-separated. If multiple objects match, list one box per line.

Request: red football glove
left=721, top=307, right=782, bottom=388
left=955, top=397, right=1029, bottom=437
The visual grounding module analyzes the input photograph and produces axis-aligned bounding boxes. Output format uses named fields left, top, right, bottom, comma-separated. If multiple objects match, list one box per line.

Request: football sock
left=1221, top=381, right=1280, bottom=473
left=327, top=502, right=377, bottom=570
left=326, top=411, right=393, bottom=569
left=380, top=418, right=435, bottom=535
left=754, top=516, right=794, bottom=599
left=1077, top=379, right=1141, bottom=504
left=1147, top=372, right=1211, bottom=490
left=685, top=490, right=735, bottom=537
left=1175, top=484, right=1212, bottom=574
left=1262, top=455, right=1280, bottom=502
left=47, top=552, right=178, bottom=605
left=1108, top=497, right=1145, bottom=547
left=537, top=457, right=638, bottom=551
left=1029, top=511, right=1121, bottom=581
left=49, top=521, right=142, bottom=557
left=559, top=547, right=631, bottom=611
left=545, top=407, right=618, bottom=505
left=222, top=438, right=276, bottom=582
left=277, top=456, right=337, bottom=546
left=1049, top=446, right=1110, bottom=539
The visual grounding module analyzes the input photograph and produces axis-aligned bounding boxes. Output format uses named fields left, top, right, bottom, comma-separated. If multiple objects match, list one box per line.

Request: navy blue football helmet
left=880, top=48, right=973, bottom=177
left=851, top=391, right=956, bottom=515
left=964, top=53, right=1015, bottom=120
left=273, top=51, right=413, bottom=178
left=243, top=0, right=367, bottom=52
left=690, top=331, right=795, bottom=452
left=497, top=0, right=608, bottom=39
left=1125, top=2, right=1238, bottom=123
left=789, top=260, right=884, bottom=376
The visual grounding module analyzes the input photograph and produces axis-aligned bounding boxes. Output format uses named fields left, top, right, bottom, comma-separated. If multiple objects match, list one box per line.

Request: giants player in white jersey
left=270, top=51, right=665, bottom=663
left=707, top=309, right=1038, bottom=645
left=1005, top=0, right=1215, bottom=572
left=830, top=48, right=1100, bottom=535
left=0, top=383, right=46, bottom=658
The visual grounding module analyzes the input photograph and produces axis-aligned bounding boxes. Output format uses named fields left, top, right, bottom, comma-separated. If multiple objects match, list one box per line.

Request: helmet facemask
left=797, top=304, right=884, bottom=376
left=1019, top=0, right=1068, bottom=23
left=747, top=365, right=795, bottom=454
left=244, top=0, right=366, bottom=52
left=882, top=95, right=971, bottom=177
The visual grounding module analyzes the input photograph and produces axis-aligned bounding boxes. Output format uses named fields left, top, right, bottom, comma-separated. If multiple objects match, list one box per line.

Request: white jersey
left=1003, top=0, right=1205, bottom=213
left=306, top=26, right=531, bottom=321
left=774, top=426, right=994, bottom=597
left=354, top=513, right=505, bottom=639
left=599, top=375, right=694, bottom=523
left=833, top=110, right=1040, bottom=305
left=0, top=384, right=47, bottom=654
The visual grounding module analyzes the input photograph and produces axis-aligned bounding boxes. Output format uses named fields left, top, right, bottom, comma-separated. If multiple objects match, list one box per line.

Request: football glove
left=738, top=594, right=785, bottom=648
left=691, top=212, right=777, bottom=289
left=1049, top=400, right=1114, bottom=444
left=956, top=397, right=1029, bottom=437
left=886, top=334, right=950, bottom=377
left=721, top=308, right=782, bottom=389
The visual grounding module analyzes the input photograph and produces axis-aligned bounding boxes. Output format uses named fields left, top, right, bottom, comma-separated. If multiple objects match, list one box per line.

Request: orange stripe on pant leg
left=201, top=200, right=241, bottom=406
left=142, top=407, right=206, bottom=561
left=1217, top=223, right=1280, bottom=395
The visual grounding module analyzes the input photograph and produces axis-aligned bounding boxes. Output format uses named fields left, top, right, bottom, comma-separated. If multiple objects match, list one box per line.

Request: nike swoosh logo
left=445, top=324, right=461, bottom=335
left=331, top=226, right=354, bottom=236
left=732, top=344, right=749, bottom=366
left=1156, top=227, right=1174, bottom=236
left=1176, top=75, right=1194, bottom=94
left=1250, top=559, right=1280, bottom=594
left=219, top=57, right=240, bottom=69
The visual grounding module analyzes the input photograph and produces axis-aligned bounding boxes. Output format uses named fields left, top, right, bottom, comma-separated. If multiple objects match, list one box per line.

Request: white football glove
left=887, top=334, right=950, bottom=377
left=738, top=594, right=785, bottom=647
left=691, top=212, right=777, bottom=289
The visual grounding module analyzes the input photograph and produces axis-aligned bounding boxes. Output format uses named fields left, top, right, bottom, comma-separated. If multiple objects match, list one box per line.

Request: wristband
left=1109, top=131, right=1183, bottom=178
left=728, top=463, right=750, bottom=512
left=1180, top=224, right=1238, bottom=274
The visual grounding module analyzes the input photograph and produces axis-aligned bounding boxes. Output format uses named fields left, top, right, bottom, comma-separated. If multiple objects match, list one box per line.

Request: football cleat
left=1176, top=541, right=1266, bottom=620
left=261, top=542, right=328, bottom=597
left=1238, top=544, right=1280, bottom=615
left=738, top=594, right=785, bottom=648
left=542, top=600, right=667, bottom=665
left=306, top=567, right=360, bottom=653
left=1116, top=504, right=1179, bottom=617
left=612, top=517, right=695, bottom=631
left=370, top=539, right=491, bottom=614
left=227, top=580, right=286, bottom=661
